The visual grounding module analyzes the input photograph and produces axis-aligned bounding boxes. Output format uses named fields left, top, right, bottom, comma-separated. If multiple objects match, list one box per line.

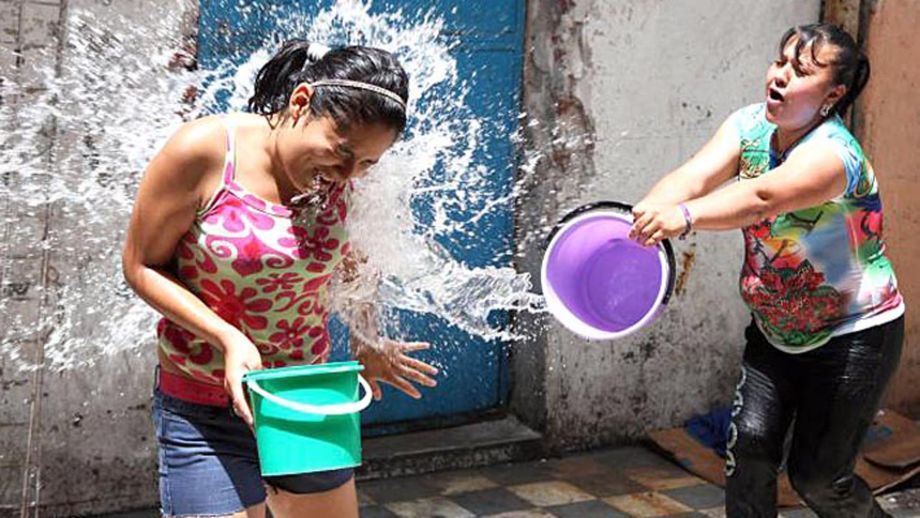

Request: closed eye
left=774, top=55, right=811, bottom=77
left=792, top=61, right=812, bottom=76
left=336, top=144, right=355, bottom=160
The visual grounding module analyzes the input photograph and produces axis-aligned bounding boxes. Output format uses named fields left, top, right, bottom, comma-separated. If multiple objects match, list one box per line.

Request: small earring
left=820, top=104, right=832, bottom=117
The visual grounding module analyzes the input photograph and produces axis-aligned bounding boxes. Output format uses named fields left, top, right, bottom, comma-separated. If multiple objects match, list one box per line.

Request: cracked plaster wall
left=516, top=0, right=821, bottom=450
left=1, top=1, right=195, bottom=515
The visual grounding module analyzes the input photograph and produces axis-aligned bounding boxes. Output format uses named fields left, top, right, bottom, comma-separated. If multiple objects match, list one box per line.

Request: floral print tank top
left=731, top=103, right=903, bottom=352
left=157, top=118, right=351, bottom=383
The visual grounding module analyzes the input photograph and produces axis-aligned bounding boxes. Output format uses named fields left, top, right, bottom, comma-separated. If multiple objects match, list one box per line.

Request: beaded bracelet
left=678, top=203, right=694, bottom=240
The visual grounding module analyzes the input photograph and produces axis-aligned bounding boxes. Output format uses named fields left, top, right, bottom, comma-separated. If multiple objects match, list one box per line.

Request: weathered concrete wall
left=857, top=0, right=920, bottom=416
left=516, top=0, right=821, bottom=451
left=1, top=1, right=194, bottom=515
left=1, top=2, right=61, bottom=514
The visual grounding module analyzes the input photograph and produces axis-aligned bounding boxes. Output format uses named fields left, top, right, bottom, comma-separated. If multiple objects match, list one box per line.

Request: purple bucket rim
left=541, top=209, right=673, bottom=340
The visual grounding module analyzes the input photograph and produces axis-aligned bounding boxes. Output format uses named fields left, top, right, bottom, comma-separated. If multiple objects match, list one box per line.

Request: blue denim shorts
left=152, top=387, right=354, bottom=517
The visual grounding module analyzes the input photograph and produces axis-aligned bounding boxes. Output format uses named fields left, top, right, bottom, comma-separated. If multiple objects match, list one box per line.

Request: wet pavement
left=104, top=445, right=920, bottom=517
left=355, top=446, right=919, bottom=517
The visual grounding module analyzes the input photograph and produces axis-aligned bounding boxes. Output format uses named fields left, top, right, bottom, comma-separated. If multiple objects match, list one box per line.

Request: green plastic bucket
left=243, top=361, right=372, bottom=476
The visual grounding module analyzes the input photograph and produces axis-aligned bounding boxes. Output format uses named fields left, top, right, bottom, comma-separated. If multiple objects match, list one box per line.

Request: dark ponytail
left=248, top=39, right=409, bottom=133
left=777, top=23, right=871, bottom=117
left=837, top=53, right=870, bottom=117
left=248, top=40, right=316, bottom=116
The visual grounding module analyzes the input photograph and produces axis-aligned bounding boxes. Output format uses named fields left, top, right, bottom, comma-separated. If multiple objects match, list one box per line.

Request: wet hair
left=248, top=40, right=409, bottom=133
left=777, top=23, right=870, bottom=117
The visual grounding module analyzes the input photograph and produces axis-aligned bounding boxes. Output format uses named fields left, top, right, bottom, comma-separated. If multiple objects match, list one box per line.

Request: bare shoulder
left=143, top=115, right=229, bottom=203
left=157, top=115, right=227, bottom=174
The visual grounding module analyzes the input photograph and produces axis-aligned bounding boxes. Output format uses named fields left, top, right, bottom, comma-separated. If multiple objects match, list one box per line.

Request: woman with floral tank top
left=123, top=41, right=438, bottom=518
left=630, top=24, right=903, bottom=517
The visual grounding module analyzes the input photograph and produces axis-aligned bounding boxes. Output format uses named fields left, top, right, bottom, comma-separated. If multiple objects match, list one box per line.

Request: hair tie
left=306, top=43, right=331, bottom=62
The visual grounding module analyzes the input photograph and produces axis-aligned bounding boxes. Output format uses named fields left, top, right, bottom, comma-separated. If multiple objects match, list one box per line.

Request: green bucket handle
left=247, top=375, right=373, bottom=416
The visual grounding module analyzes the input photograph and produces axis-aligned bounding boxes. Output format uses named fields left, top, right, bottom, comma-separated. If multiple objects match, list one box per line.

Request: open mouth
left=768, top=87, right=784, bottom=102
left=310, top=169, right=335, bottom=185
left=317, top=172, right=340, bottom=185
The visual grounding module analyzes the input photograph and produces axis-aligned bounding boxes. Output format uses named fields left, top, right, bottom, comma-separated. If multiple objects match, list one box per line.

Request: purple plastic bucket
left=541, top=202, right=676, bottom=340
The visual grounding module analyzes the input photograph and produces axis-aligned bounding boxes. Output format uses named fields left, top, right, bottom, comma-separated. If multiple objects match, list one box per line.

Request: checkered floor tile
left=98, top=446, right=920, bottom=517
left=358, top=447, right=719, bottom=517
left=357, top=446, right=914, bottom=517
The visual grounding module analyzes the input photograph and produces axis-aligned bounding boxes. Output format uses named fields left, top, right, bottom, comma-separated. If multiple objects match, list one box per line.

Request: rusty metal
left=674, top=244, right=697, bottom=297
left=822, top=0, right=861, bottom=38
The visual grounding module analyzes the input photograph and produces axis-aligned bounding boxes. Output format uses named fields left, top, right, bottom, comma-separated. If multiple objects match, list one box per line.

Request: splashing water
left=0, top=0, right=547, bottom=372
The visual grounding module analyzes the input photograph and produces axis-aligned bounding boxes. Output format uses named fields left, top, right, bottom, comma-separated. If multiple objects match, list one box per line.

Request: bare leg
left=168, top=504, right=265, bottom=518
left=266, top=476, right=358, bottom=518
left=242, top=504, right=267, bottom=518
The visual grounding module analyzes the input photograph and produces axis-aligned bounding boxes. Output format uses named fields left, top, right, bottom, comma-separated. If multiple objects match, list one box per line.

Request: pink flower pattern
left=256, top=272, right=304, bottom=293
left=269, top=316, right=311, bottom=350
left=156, top=151, right=351, bottom=385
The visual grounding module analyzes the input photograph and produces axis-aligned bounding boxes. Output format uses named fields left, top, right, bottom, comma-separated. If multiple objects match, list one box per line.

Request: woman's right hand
left=220, top=330, right=264, bottom=427
left=630, top=201, right=686, bottom=246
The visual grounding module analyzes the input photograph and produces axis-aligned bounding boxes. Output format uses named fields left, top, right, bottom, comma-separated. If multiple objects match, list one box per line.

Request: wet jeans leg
left=725, top=324, right=797, bottom=517
left=786, top=317, right=903, bottom=518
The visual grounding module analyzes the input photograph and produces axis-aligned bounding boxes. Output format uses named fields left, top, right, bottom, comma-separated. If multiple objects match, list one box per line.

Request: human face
left=276, top=114, right=398, bottom=194
left=764, top=37, right=845, bottom=131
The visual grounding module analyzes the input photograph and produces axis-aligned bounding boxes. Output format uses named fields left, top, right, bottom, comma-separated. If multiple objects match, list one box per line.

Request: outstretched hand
left=629, top=202, right=686, bottom=246
left=354, top=339, right=439, bottom=400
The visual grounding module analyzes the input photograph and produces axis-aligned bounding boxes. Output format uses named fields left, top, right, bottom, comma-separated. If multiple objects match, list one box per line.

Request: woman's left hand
left=354, top=338, right=439, bottom=400
left=629, top=203, right=686, bottom=246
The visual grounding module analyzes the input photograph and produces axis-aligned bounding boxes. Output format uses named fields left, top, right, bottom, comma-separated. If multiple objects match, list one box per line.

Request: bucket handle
left=247, top=375, right=373, bottom=416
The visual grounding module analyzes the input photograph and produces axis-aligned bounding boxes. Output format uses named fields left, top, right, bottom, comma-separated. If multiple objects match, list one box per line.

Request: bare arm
left=122, top=116, right=262, bottom=424
left=630, top=140, right=849, bottom=244
left=637, top=117, right=742, bottom=206
left=685, top=140, right=847, bottom=230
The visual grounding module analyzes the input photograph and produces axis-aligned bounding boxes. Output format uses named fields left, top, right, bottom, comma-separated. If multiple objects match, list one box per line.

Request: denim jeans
left=152, top=384, right=354, bottom=517
left=725, top=317, right=903, bottom=517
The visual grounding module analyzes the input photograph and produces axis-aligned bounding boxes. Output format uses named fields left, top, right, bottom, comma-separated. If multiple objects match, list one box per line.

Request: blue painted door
left=198, top=1, right=525, bottom=430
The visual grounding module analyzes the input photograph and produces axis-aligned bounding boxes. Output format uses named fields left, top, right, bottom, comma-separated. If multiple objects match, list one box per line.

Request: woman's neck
left=773, top=115, right=825, bottom=155
left=230, top=115, right=306, bottom=205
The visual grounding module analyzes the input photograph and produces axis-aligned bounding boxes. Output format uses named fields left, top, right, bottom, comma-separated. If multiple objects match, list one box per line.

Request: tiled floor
left=356, top=446, right=919, bottom=517
left=100, top=445, right=920, bottom=517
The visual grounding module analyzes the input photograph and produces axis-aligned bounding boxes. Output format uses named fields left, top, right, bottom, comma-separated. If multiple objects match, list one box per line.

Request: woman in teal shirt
left=631, top=24, right=903, bottom=517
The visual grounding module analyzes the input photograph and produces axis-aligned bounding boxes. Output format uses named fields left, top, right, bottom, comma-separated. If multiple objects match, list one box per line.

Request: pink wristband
left=678, top=203, right=693, bottom=240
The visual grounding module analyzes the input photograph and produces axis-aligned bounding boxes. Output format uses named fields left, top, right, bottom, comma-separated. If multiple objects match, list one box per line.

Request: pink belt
left=158, top=368, right=230, bottom=407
